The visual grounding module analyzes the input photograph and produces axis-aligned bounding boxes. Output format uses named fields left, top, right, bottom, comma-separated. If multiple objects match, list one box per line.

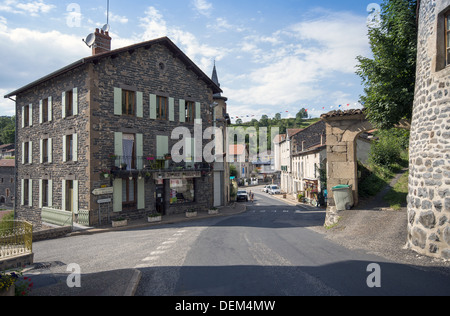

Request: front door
left=155, top=185, right=165, bottom=215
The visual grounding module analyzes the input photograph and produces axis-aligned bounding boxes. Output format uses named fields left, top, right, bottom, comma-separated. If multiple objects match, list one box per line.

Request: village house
left=4, top=29, right=224, bottom=228
left=0, top=159, right=15, bottom=208
left=277, top=120, right=372, bottom=205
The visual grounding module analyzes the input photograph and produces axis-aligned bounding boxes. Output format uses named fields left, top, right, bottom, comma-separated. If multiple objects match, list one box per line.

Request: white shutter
left=62, top=91, right=66, bottom=118
left=73, top=88, right=78, bottom=116
left=138, top=178, right=145, bottom=210
left=149, top=94, right=157, bottom=119
left=73, top=180, right=79, bottom=215
left=114, top=87, right=122, bottom=115
left=114, top=132, right=123, bottom=167
left=73, top=133, right=78, bottom=162
left=48, top=180, right=53, bottom=207
left=28, top=179, right=33, bottom=207
left=22, top=106, right=25, bottom=128
left=179, top=99, right=186, bottom=123
left=48, top=96, right=53, bottom=122
left=136, top=91, right=143, bottom=118
left=195, top=102, right=201, bottom=120
left=113, top=179, right=122, bottom=213
left=22, top=142, right=25, bottom=165
left=40, top=139, right=43, bottom=164
left=29, top=141, right=32, bottom=165
left=169, top=97, right=175, bottom=121
left=21, top=179, right=24, bottom=206
left=39, top=100, right=43, bottom=124
left=62, top=179, right=66, bottom=211
left=48, top=138, right=53, bottom=163
left=136, top=133, right=143, bottom=169
left=29, top=104, right=33, bottom=126
left=39, top=179, right=43, bottom=209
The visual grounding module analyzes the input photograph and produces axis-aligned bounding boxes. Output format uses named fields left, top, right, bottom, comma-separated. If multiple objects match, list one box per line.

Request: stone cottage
left=4, top=29, right=222, bottom=228
left=407, top=0, right=450, bottom=259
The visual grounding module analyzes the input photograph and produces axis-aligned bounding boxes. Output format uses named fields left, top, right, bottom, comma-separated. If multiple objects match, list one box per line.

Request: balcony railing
left=107, top=156, right=213, bottom=178
left=0, top=221, right=33, bottom=260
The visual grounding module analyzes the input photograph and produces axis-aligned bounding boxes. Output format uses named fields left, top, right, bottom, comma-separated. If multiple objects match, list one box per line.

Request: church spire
left=211, top=60, right=220, bottom=88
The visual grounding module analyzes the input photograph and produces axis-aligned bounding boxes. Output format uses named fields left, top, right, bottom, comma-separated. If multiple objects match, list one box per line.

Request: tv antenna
left=102, top=0, right=110, bottom=32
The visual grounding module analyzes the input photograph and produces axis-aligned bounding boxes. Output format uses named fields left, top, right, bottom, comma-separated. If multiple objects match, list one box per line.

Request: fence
left=0, top=221, right=33, bottom=260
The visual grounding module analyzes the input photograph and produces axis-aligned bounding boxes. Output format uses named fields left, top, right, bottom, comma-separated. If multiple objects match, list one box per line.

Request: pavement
left=23, top=202, right=247, bottom=296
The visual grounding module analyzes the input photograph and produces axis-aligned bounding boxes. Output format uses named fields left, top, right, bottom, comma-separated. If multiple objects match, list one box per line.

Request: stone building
left=5, top=29, right=222, bottom=228
left=407, top=0, right=450, bottom=259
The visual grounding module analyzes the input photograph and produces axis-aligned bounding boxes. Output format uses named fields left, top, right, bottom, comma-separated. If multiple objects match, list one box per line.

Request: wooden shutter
left=114, top=87, right=122, bottom=115
left=73, top=88, right=78, bottom=116
left=39, top=179, right=43, bottom=209
left=137, top=178, right=145, bottom=210
left=29, top=104, right=33, bottom=126
left=48, top=96, right=52, bottom=122
left=149, top=94, right=157, bottom=119
left=28, top=179, right=33, bottom=207
left=195, top=102, right=201, bottom=121
left=39, top=100, right=43, bottom=124
left=40, top=139, right=43, bottom=164
left=48, top=180, right=53, bottom=207
left=62, top=91, right=66, bottom=118
left=169, top=97, right=175, bottom=121
left=48, top=138, right=53, bottom=163
left=22, top=142, right=25, bottom=164
left=29, top=141, right=32, bottom=165
left=114, top=132, right=123, bottom=167
left=63, top=135, right=66, bottom=162
left=62, top=180, right=66, bottom=211
left=22, top=106, right=25, bottom=128
left=179, top=99, right=186, bottom=123
left=136, top=133, right=143, bottom=169
left=156, top=135, right=169, bottom=158
left=113, top=179, right=122, bottom=213
left=136, top=91, right=143, bottom=118
left=21, top=179, right=24, bottom=206
left=73, top=133, right=78, bottom=162
left=73, top=180, right=79, bottom=215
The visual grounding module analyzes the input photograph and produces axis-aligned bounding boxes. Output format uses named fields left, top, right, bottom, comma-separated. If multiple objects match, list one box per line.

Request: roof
left=320, top=109, right=366, bottom=119
left=5, top=36, right=222, bottom=98
left=0, top=159, right=15, bottom=167
left=229, top=144, right=246, bottom=156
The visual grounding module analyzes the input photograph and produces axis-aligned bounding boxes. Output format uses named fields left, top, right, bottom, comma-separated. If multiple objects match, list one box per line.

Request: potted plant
left=164, top=153, right=172, bottom=160
left=147, top=212, right=162, bottom=223
left=112, top=217, right=128, bottom=228
left=0, top=271, right=18, bottom=297
left=185, top=208, right=197, bottom=218
left=208, top=207, right=219, bottom=215
left=100, top=169, right=111, bottom=179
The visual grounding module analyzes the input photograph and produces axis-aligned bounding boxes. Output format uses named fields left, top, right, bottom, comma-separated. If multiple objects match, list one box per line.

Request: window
left=157, top=96, right=168, bottom=120
left=122, top=179, right=136, bottom=208
left=66, top=134, right=73, bottom=161
left=122, top=134, right=136, bottom=170
left=65, top=180, right=73, bottom=212
left=24, top=142, right=30, bottom=164
left=122, top=89, right=136, bottom=116
left=170, top=178, right=195, bottom=204
left=185, top=101, right=195, bottom=123
left=65, top=90, right=73, bottom=117
left=42, top=98, right=49, bottom=123
left=42, top=180, right=49, bottom=207
left=23, top=105, right=30, bottom=127
left=42, top=139, right=48, bottom=163
left=23, top=179, right=29, bottom=206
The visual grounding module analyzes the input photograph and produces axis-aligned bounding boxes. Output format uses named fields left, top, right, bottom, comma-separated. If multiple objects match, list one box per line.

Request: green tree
left=0, top=116, right=15, bottom=144
left=356, top=0, right=417, bottom=129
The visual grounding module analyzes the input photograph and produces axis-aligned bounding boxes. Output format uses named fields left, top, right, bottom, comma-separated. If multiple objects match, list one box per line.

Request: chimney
left=92, top=28, right=111, bottom=55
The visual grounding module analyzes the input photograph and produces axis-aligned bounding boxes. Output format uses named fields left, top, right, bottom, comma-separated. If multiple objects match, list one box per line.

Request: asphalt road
left=30, top=189, right=450, bottom=296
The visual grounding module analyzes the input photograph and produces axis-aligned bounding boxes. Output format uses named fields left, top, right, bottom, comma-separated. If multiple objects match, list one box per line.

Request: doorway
left=155, top=184, right=165, bottom=215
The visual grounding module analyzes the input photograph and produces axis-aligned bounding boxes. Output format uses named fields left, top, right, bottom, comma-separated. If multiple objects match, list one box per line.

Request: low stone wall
left=33, top=226, right=72, bottom=242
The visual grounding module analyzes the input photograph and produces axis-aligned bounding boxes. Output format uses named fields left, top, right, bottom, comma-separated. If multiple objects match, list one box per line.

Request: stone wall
left=407, top=0, right=450, bottom=259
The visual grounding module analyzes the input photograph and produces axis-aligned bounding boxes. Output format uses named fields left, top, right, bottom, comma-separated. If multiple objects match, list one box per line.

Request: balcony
left=107, top=156, right=213, bottom=179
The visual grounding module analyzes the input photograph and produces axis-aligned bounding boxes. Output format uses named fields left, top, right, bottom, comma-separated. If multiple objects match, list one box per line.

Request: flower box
left=112, top=219, right=128, bottom=228
left=148, top=215, right=162, bottom=223
left=0, top=284, right=15, bottom=297
left=208, top=209, right=219, bottom=215
left=186, top=211, right=197, bottom=218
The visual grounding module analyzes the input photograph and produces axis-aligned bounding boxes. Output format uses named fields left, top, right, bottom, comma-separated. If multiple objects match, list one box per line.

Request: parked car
left=262, top=185, right=271, bottom=193
left=236, top=190, right=249, bottom=202
left=268, top=185, right=281, bottom=195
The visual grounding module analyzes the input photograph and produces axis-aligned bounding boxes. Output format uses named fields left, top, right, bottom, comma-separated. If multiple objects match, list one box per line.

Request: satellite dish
left=83, top=33, right=96, bottom=47
left=102, top=24, right=110, bottom=32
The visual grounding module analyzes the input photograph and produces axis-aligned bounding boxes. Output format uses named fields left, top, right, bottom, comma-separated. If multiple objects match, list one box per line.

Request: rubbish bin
left=332, top=185, right=354, bottom=211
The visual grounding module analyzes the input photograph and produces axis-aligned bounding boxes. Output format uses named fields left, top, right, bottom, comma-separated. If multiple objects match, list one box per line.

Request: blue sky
left=0, top=0, right=376, bottom=120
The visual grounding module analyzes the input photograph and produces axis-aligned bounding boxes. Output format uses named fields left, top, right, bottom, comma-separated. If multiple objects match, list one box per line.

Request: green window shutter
left=62, top=91, right=66, bottom=118
left=73, top=133, right=78, bottom=162
left=29, top=104, right=33, bottom=126
left=62, top=180, right=66, bottom=211
left=48, top=138, right=53, bottom=163
left=73, top=180, right=79, bottom=215
left=113, top=178, right=122, bottom=213
left=73, top=88, right=78, bottom=116
left=136, top=133, right=143, bottom=169
left=136, top=91, right=143, bottom=118
left=179, top=99, right=186, bottom=123
left=156, top=135, right=169, bottom=158
left=22, top=106, right=25, bottom=128
left=39, top=100, right=43, bottom=124
left=114, top=132, right=123, bottom=167
left=29, top=141, right=33, bottom=165
left=63, top=135, right=66, bottom=162
left=28, top=179, right=33, bottom=207
left=114, top=87, right=122, bottom=115
left=21, top=179, right=24, bottom=206
left=137, top=178, right=145, bottom=210
left=195, top=102, right=201, bottom=121
left=169, top=97, right=175, bottom=121
left=39, top=179, right=43, bottom=209
left=150, top=94, right=157, bottom=119
left=40, top=139, right=43, bottom=164
left=48, top=180, right=53, bottom=207
left=48, top=96, right=52, bottom=122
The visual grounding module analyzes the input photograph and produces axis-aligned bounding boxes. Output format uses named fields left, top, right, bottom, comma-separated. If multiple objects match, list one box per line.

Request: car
left=268, top=185, right=281, bottom=195
left=236, top=190, right=249, bottom=202
left=262, top=185, right=271, bottom=193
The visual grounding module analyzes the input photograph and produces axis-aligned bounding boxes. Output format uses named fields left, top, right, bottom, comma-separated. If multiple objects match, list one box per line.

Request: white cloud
left=0, top=0, right=55, bottom=17
left=192, top=0, right=213, bottom=17
left=138, top=6, right=226, bottom=72
left=226, top=10, right=369, bottom=109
